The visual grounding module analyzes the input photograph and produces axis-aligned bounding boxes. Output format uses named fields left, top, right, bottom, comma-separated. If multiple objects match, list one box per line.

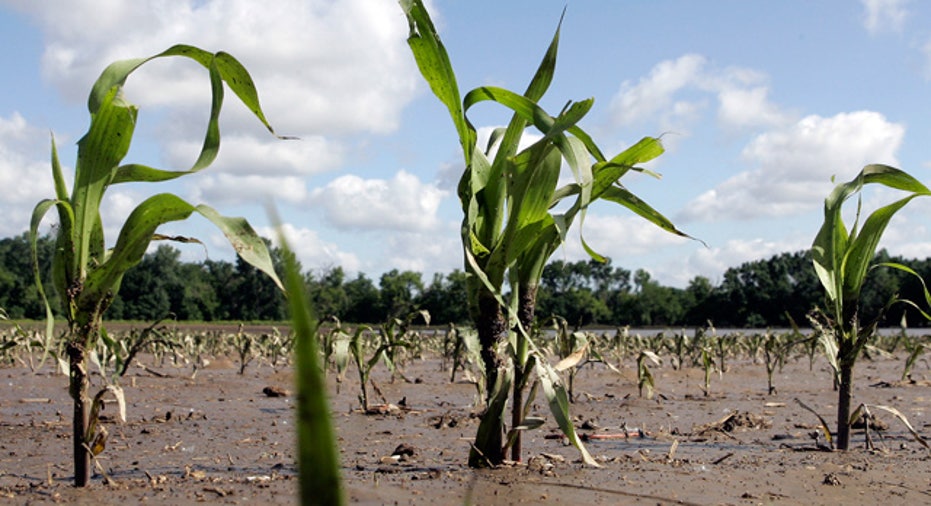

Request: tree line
left=2, top=233, right=929, bottom=327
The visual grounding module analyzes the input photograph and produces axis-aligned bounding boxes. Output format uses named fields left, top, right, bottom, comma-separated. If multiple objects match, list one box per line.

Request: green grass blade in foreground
left=277, top=221, right=344, bottom=505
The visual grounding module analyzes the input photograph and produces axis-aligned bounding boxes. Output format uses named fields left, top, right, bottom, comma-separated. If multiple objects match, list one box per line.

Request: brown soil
left=1, top=348, right=930, bottom=505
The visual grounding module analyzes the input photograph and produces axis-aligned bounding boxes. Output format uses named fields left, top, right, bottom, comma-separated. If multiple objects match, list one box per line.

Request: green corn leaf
left=599, top=185, right=693, bottom=240
left=71, top=86, right=137, bottom=279
left=812, top=164, right=931, bottom=309
left=94, top=45, right=288, bottom=186
left=30, top=198, right=68, bottom=342
left=487, top=10, right=562, bottom=192
left=195, top=205, right=284, bottom=290
left=81, top=194, right=282, bottom=313
left=401, top=0, right=473, bottom=163
left=843, top=195, right=921, bottom=300
left=50, top=136, right=69, bottom=202
left=273, top=211, right=344, bottom=505
left=469, top=365, right=513, bottom=467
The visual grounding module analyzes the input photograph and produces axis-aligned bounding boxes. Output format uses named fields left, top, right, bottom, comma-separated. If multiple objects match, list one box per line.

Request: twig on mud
left=141, top=365, right=171, bottom=378
left=581, top=429, right=649, bottom=441
left=712, top=452, right=734, bottom=465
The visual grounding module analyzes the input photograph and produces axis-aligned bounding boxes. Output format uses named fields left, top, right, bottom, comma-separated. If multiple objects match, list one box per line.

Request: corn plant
left=402, top=0, right=689, bottom=467
left=637, top=350, right=660, bottom=399
left=700, top=345, right=715, bottom=397
left=29, top=45, right=285, bottom=487
left=762, top=331, right=788, bottom=395
left=95, top=316, right=176, bottom=378
left=810, top=164, right=931, bottom=450
left=378, top=309, right=430, bottom=382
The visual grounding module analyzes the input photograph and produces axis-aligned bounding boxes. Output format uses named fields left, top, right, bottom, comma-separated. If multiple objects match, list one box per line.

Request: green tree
left=377, top=269, right=423, bottom=318
left=0, top=233, right=57, bottom=318
left=204, top=259, right=237, bottom=320
left=111, top=244, right=182, bottom=320
left=175, top=262, right=220, bottom=320
left=418, top=270, right=470, bottom=324
left=683, top=275, right=714, bottom=325
left=343, top=273, right=380, bottom=323
left=307, top=266, right=350, bottom=319
left=229, top=242, right=290, bottom=321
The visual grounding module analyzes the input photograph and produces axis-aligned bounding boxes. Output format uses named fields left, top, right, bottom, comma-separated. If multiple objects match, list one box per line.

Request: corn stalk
left=30, top=45, right=284, bottom=487
left=402, top=0, right=690, bottom=466
left=811, top=164, right=931, bottom=450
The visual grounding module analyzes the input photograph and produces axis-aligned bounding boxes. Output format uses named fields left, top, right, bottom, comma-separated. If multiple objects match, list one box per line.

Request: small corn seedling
left=700, top=344, right=716, bottom=397
left=30, top=45, right=285, bottom=486
left=637, top=350, right=661, bottom=399
left=811, top=164, right=931, bottom=450
left=0, top=308, right=26, bottom=365
left=231, top=324, right=256, bottom=375
left=901, top=337, right=928, bottom=381
left=378, top=309, right=430, bottom=383
left=95, top=315, right=176, bottom=379
left=762, top=331, right=789, bottom=395
left=0, top=308, right=58, bottom=371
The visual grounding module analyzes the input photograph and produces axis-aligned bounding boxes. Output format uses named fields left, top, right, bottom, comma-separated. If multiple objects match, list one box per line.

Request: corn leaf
left=401, top=0, right=473, bottom=163
left=274, top=213, right=344, bottom=505
left=81, top=194, right=281, bottom=313
left=536, top=357, right=599, bottom=466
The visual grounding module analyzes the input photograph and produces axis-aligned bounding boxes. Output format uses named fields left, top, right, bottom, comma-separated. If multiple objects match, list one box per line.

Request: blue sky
left=1, top=0, right=930, bottom=288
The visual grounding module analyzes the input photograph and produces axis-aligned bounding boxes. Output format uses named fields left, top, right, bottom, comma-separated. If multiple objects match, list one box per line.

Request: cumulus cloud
left=379, top=229, right=461, bottom=276
left=861, top=0, right=909, bottom=34
left=257, top=223, right=361, bottom=273
left=9, top=0, right=417, bottom=134
left=190, top=174, right=309, bottom=204
left=680, top=111, right=904, bottom=222
left=167, top=134, right=345, bottom=177
left=0, top=113, right=60, bottom=235
left=609, top=54, right=790, bottom=134
left=309, top=170, right=448, bottom=232
left=4, top=0, right=419, bottom=213
left=685, top=237, right=806, bottom=285
left=717, top=86, right=791, bottom=130
left=556, top=214, right=692, bottom=261
left=609, top=54, right=708, bottom=129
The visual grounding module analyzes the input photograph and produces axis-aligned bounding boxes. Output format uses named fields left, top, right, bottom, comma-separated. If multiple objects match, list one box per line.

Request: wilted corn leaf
left=855, top=403, right=929, bottom=450
left=554, top=344, right=587, bottom=372
left=795, top=397, right=834, bottom=449
left=535, top=358, right=599, bottom=467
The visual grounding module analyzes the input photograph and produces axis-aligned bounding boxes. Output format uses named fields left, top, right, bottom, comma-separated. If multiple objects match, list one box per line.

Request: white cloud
left=717, top=86, right=791, bottom=130
left=0, top=113, right=60, bottom=235
left=309, top=170, right=448, bottom=231
left=380, top=229, right=461, bottom=276
left=609, top=54, right=790, bottom=134
left=166, top=134, right=345, bottom=177
left=861, top=0, right=909, bottom=35
left=680, top=111, right=904, bottom=222
left=10, top=0, right=419, bottom=157
left=189, top=174, right=309, bottom=204
left=556, top=214, right=692, bottom=261
left=609, top=54, right=708, bottom=128
left=258, top=223, right=361, bottom=273
left=685, top=237, right=805, bottom=285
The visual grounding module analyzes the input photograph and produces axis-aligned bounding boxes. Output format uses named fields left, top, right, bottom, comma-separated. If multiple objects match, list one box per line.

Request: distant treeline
left=3, top=233, right=929, bottom=328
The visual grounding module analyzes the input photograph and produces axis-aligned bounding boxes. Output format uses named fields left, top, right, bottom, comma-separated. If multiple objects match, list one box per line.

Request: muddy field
left=1, top=341, right=930, bottom=505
